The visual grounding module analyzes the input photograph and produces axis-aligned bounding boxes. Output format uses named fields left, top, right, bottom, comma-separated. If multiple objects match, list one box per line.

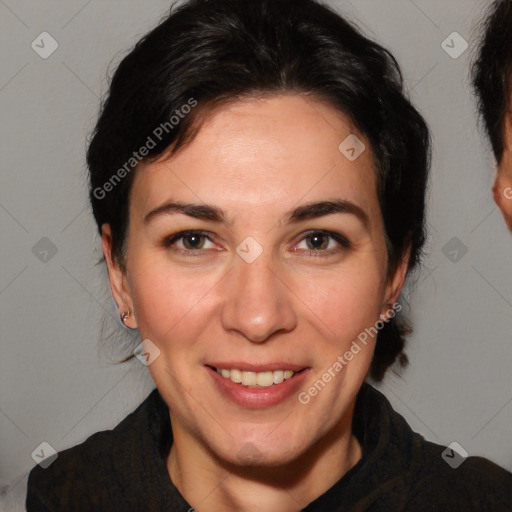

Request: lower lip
left=206, top=366, right=311, bottom=408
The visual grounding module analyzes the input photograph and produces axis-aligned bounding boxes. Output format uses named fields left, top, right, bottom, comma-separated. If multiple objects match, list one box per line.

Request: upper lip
left=206, top=362, right=308, bottom=372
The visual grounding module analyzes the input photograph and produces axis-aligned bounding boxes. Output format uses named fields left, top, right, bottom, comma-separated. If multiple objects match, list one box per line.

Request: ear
left=101, top=224, right=137, bottom=329
left=494, top=111, right=512, bottom=231
left=381, top=246, right=411, bottom=318
left=504, top=110, right=512, bottom=152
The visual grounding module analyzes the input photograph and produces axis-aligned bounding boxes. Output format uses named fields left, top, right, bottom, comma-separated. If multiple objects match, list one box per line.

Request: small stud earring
left=120, top=310, right=136, bottom=330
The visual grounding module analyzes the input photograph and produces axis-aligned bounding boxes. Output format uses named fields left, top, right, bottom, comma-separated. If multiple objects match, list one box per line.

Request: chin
left=225, top=440, right=304, bottom=469
left=206, top=428, right=308, bottom=468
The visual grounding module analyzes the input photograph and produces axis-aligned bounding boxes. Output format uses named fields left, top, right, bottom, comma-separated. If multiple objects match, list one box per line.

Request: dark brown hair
left=472, top=0, right=512, bottom=163
left=87, top=0, right=430, bottom=380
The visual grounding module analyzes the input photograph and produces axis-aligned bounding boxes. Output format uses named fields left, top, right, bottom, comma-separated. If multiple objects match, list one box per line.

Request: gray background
left=1, top=0, right=511, bottom=509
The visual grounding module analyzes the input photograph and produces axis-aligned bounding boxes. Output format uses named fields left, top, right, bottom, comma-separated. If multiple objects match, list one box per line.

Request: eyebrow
left=143, top=199, right=369, bottom=229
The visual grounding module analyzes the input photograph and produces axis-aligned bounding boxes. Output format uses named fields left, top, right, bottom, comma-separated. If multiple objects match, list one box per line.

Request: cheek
left=129, top=261, right=215, bottom=346
left=293, top=265, right=386, bottom=345
left=127, top=244, right=387, bottom=358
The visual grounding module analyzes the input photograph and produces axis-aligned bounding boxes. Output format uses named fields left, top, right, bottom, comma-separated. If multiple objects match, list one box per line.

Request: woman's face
left=104, top=94, right=407, bottom=467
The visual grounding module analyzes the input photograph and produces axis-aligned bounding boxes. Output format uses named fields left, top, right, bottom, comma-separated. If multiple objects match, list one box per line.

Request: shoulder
left=26, top=389, right=164, bottom=511
left=26, top=429, right=118, bottom=511
left=406, top=439, right=512, bottom=511
left=360, top=385, right=512, bottom=511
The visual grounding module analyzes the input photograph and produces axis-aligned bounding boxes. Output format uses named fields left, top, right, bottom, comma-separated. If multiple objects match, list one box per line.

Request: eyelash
left=161, top=229, right=351, bottom=258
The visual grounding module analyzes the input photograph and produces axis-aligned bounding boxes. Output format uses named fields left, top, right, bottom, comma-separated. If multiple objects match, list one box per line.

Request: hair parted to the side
left=472, top=0, right=512, bottom=163
left=87, top=0, right=430, bottom=381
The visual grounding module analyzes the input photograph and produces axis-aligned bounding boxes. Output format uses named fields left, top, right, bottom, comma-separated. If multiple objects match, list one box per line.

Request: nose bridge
left=220, top=246, right=296, bottom=342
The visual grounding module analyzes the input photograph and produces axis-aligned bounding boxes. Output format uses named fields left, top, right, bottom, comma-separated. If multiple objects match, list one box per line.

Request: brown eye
left=305, top=232, right=330, bottom=250
left=162, top=230, right=216, bottom=253
left=181, top=233, right=206, bottom=250
left=295, top=230, right=351, bottom=256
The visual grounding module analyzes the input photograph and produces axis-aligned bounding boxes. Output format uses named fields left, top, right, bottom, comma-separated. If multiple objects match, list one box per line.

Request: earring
left=120, top=310, right=136, bottom=330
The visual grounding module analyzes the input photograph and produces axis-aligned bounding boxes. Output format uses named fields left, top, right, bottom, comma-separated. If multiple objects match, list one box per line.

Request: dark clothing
left=26, top=384, right=512, bottom=511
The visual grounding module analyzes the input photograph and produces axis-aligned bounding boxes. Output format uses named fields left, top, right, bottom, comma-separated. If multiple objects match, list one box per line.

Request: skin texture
left=102, top=94, right=409, bottom=511
left=494, top=109, right=512, bottom=231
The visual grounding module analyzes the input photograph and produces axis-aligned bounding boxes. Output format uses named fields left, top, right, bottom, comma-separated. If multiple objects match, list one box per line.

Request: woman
left=26, top=0, right=512, bottom=510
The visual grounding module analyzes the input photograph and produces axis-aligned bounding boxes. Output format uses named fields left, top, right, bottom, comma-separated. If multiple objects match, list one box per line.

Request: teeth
left=230, top=369, right=242, bottom=383
left=273, top=370, right=284, bottom=384
left=257, top=371, right=273, bottom=387
left=242, top=371, right=257, bottom=386
left=216, top=368, right=298, bottom=387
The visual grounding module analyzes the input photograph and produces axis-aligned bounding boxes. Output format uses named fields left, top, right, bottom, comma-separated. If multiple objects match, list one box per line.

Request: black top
left=26, top=383, right=512, bottom=511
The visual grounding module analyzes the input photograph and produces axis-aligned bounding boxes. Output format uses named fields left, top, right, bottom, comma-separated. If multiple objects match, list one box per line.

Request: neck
left=167, top=406, right=362, bottom=512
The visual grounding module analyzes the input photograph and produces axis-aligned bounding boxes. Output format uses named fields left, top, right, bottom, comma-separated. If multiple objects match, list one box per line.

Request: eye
left=162, top=230, right=218, bottom=255
left=161, top=229, right=350, bottom=258
left=294, top=230, right=350, bottom=257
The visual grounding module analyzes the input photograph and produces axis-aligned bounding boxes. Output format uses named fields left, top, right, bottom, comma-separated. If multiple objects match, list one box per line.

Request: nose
left=220, top=251, right=297, bottom=343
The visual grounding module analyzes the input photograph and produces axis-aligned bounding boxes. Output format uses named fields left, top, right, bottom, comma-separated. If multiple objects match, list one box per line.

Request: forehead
left=131, top=94, right=379, bottom=221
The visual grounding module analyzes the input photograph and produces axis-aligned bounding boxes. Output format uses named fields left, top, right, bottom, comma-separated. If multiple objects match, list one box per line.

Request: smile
left=214, top=368, right=300, bottom=387
left=205, top=364, right=310, bottom=408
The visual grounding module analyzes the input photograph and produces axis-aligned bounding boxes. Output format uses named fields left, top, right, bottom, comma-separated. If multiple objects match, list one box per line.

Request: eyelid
left=162, top=230, right=216, bottom=248
left=162, top=229, right=351, bottom=259
left=295, top=229, right=351, bottom=249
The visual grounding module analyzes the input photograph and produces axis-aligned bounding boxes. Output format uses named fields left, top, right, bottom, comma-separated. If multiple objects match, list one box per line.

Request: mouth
left=205, top=363, right=311, bottom=408
left=206, top=365, right=307, bottom=388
